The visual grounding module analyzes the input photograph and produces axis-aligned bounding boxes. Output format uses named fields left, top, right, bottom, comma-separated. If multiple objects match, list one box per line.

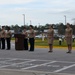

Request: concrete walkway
left=0, top=69, right=74, bottom=75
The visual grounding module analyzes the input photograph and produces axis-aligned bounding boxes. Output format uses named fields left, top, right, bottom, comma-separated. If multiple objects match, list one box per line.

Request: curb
left=35, top=46, right=75, bottom=49
left=0, top=69, right=74, bottom=75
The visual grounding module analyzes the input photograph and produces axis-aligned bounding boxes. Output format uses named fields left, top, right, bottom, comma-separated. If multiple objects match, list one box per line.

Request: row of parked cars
left=35, top=34, right=75, bottom=39
left=11, top=34, right=75, bottom=39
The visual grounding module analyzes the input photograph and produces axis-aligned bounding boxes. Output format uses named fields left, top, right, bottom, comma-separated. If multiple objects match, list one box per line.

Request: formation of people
left=47, top=23, right=73, bottom=53
left=22, top=23, right=73, bottom=53
left=0, top=23, right=73, bottom=53
left=0, top=25, right=35, bottom=51
left=0, top=26, right=11, bottom=50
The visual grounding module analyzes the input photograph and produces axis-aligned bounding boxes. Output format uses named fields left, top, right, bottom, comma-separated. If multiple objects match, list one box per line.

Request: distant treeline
left=0, top=23, right=75, bottom=35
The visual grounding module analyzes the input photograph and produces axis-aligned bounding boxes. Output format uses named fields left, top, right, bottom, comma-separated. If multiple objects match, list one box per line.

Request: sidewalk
left=0, top=69, right=74, bottom=75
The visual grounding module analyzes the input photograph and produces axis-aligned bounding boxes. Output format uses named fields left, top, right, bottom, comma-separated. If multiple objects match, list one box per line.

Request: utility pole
left=23, top=14, right=25, bottom=26
left=72, top=18, right=75, bottom=25
left=64, top=15, right=66, bottom=25
left=30, top=20, right=32, bottom=25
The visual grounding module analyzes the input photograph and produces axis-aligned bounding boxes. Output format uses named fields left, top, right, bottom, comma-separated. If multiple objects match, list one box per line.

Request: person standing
left=65, top=23, right=73, bottom=53
left=47, top=25, right=54, bottom=52
left=22, top=27, right=28, bottom=50
left=6, top=27, right=12, bottom=50
left=59, top=37, right=62, bottom=45
left=28, top=25, right=35, bottom=51
left=1, top=26, right=6, bottom=49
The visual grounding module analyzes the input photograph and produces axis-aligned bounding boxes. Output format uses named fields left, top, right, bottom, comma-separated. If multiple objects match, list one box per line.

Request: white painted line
left=57, top=61, right=75, bottom=64
left=0, top=60, right=36, bottom=68
left=35, top=59, right=75, bottom=64
left=22, top=61, right=56, bottom=70
left=0, top=58, right=75, bottom=64
left=0, top=58, right=12, bottom=60
left=0, top=58, right=34, bottom=61
left=4, top=58, right=18, bottom=62
left=0, top=58, right=18, bottom=63
left=47, top=65, right=60, bottom=67
left=54, top=64, right=75, bottom=73
left=11, top=58, right=75, bottom=64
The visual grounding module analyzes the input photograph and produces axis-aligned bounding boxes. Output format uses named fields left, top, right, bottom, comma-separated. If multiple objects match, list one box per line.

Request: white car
left=35, top=34, right=46, bottom=38
left=35, top=35, right=42, bottom=38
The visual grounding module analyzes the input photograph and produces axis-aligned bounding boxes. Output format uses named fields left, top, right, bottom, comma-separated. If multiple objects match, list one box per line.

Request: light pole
left=64, top=15, right=66, bottom=25
left=23, top=14, right=25, bottom=26
left=72, top=18, right=75, bottom=25
left=30, top=20, right=32, bottom=25
left=38, top=23, right=40, bottom=26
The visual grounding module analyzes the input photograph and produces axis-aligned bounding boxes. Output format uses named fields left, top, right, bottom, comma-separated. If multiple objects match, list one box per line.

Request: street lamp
left=64, top=15, right=66, bottom=25
left=30, top=20, right=32, bottom=25
left=72, top=18, right=75, bottom=25
left=38, top=23, right=40, bottom=25
left=23, top=14, right=25, bottom=26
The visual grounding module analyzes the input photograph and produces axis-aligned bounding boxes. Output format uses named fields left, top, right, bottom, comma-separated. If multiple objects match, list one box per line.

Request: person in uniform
left=65, top=23, right=73, bottom=53
left=1, top=26, right=6, bottom=49
left=6, top=27, right=12, bottom=50
left=28, top=25, right=35, bottom=51
left=47, top=25, right=54, bottom=52
left=22, top=27, right=28, bottom=50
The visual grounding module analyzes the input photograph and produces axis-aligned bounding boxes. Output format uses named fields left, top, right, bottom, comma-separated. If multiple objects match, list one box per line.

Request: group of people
left=47, top=23, right=73, bottom=53
left=0, top=26, right=11, bottom=50
left=0, top=25, right=35, bottom=51
left=22, top=23, right=73, bottom=53
left=0, top=23, right=73, bottom=53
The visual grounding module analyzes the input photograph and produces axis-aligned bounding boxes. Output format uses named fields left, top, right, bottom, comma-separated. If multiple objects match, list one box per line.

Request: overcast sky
left=0, top=0, right=75, bottom=26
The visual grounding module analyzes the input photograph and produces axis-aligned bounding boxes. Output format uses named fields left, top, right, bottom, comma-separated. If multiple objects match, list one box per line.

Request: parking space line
left=0, top=58, right=75, bottom=73
left=13, top=58, right=75, bottom=64
left=54, top=64, right=75, bottom=73
left=3, top=58, right=18, bottom=62
left=0, top=58, right=18, bottom=63
left=34, top=60, right=75, bottom=64
left=0, top=58, right=34, bottom=61
left=22, top=61, right=56, bottom=70
left=1, top=58, right=75, bottom=64
left=0, top=60, right=36, bottom=68
left=56, top=61, right=75, bottom=64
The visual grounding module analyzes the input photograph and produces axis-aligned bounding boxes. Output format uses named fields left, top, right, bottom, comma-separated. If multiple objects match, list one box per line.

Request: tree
left=58, top=23, right=65, bottom=35
left=72, top=25, right=75, bottom=35
left=14, top=24, right=20, bottom=33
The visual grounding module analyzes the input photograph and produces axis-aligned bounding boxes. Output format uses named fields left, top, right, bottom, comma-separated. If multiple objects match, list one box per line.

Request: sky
left=0, top=0, right=75, bottom=26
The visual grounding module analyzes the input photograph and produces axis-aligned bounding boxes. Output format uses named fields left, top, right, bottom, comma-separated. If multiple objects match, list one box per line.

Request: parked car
left=35, top=34, right=46, bottom=38
left=35, top=35, right=42, bottom=38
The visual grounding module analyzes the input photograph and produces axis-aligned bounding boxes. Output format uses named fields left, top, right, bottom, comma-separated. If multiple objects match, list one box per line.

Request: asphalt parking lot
left=0, top=42, right=75, bottom=75
left=0, top=58, right=75, bottom=74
